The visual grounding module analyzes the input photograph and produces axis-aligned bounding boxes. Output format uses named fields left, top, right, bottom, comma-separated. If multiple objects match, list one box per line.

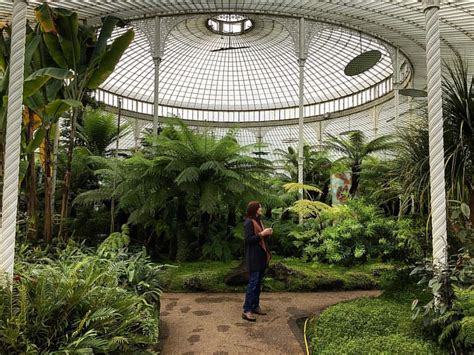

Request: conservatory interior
left=0, top=0, right=473, bottom=354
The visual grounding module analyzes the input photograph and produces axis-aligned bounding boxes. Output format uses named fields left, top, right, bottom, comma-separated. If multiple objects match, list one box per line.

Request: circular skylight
left=207, top=14, right=254, bottom=35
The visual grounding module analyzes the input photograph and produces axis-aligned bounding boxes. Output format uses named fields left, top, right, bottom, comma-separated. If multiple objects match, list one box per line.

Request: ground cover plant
left=306, top=290, right=446, bottom=354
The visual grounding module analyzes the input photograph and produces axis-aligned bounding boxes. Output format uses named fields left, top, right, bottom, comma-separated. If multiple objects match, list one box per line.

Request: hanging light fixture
left=344, top=32, right=382, bottom=76
left=399, top=88, right=427, bottom=98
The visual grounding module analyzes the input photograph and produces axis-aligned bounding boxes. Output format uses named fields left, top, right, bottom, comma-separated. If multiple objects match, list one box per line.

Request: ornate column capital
left=423, top=0, right=440, bottom=11
left=134, top=15, right=196, bottom=59
left=263, top=15, right=329, bottom=60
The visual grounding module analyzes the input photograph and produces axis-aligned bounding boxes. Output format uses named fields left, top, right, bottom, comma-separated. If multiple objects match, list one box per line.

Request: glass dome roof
left=99, top=15, right=402, bottom=123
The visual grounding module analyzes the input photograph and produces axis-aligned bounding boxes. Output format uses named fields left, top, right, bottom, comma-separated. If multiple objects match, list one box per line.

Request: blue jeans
left=243, top=270, right=265, bottom=313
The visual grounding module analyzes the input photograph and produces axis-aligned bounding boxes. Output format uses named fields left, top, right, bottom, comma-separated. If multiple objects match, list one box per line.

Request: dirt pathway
left=158, top=290, right=380, bottom=354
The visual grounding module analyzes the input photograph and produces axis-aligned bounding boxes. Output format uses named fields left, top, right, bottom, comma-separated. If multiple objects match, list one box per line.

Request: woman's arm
left=244, top=219, right=261, bottom=245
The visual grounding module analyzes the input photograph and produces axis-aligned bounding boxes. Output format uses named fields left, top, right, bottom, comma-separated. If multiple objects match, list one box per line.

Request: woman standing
left=242, top=201, right=272, bottom=322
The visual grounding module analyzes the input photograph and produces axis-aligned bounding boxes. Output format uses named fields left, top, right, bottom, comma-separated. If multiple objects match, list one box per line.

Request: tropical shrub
left=411, top=251, right=474, bottom=353
left=291, top=199, right=423, bottom=266
left=0, top=260, right=159, bottom=353
left=0, top=227, right=162, bottom=353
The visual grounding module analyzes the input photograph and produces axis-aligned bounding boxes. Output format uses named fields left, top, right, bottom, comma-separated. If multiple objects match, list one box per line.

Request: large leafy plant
left=325, top=130, right=394, bottom=196
left=411, top=251, right=474, bottom=353
left=0, top=227, right=163, bottom=353
left=291, top=199, right=422, bottom=266
left=34, top=3, right=134, bottom=238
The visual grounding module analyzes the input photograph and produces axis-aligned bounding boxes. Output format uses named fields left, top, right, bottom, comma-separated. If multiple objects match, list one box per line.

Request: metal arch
left=262, top=15, right=329, bottom=59
left=133, top=15, right=197, bottom=59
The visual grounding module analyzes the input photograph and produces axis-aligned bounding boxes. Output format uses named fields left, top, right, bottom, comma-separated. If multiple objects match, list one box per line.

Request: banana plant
left=0, top=24, right=77, bottom=241
left=34, top=3, right=134, bottom=239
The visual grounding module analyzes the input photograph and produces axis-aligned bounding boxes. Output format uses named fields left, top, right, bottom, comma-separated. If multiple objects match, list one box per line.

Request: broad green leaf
left=55, top=10, right=80, bottom=69
left=18, top=160, right=28, bottom=185
left=24, top=33, right=41, bottom=68
left=35, top=4, right=57, bottom=33
left=460, top=203, right=470, bottom=219
left=25, top=128, right=45, bottom=154
left=23, top=67, right=72, bottom=97
left=88, top=16, right=120, bottom=69
left=0, top=51, right=6, bottom=74
left=42, top=33, right=68, bottom=69
left=86, top=29, right=134, bottom=89
left=46, top=79, right=64, bottom=102
left=45, top=99, right=81, bottom=118
left=283, top=182, right=322, bottom=194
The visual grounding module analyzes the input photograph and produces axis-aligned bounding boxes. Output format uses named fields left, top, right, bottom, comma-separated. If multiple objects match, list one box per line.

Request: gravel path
left=158, top=290, right=381, bottom=354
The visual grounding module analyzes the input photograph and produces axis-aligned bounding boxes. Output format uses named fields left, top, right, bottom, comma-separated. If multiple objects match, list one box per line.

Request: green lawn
left=306, top=290, right=446, bottom=354
left=156, top=256, right=401, bottom=292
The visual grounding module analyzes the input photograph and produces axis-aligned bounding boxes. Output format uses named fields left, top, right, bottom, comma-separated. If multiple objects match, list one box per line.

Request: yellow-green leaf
left=34, top=4, right=57, bottom=34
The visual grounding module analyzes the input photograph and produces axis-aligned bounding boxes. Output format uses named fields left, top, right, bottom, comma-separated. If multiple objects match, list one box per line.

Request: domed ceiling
left=100, top=15, right=398, bottom=118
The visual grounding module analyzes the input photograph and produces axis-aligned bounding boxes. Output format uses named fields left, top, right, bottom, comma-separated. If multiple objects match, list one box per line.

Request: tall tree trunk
left=175, top=197, right=189, bottom=262
left=227, top=206, right=236, bottom=227
left=43, top=128, right=53, bottom=242
left=469, top=185, right=474, bottom=227
left=58, top=108, right=80, bottom=239
left=26, top=110, right=39, bottom=240
left=350, top=164, right=361, bottom=197
left=50, top=122, right=60, bottom=215
left=198, top=211, right=210, bottom=250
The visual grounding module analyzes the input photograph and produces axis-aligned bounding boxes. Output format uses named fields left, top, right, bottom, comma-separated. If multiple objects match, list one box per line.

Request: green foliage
left=320, top=334, right=444, bottom=355
left=290, top=199, right=422, bottom=266
left=0, top=258, right=159, bottom=353
left=182, top=271, right=222, bottom=291
left=411, top=251, right=474, bottom=353
left=0, top=232, right=164, bottom=353
left=274, top=146, right=332, bottom=202
left=325, top=130, right=395, bottom=196
left=98, top=224, right=130, bottom=257
left=76, top=108, right=128, bottom=156
left=202, top=233, right=235, bottom=262
left=307, top=292, right=444, bottom=354
left=108, top=119, right=272, bottom=261
left=157, top=257, right=395, bottom=292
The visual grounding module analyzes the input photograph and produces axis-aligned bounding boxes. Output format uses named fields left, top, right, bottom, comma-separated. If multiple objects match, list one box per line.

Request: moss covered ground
left=156, top=256, right=400, bottom=292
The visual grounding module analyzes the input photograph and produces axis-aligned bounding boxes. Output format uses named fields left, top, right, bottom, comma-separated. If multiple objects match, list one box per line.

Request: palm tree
left=392, top=57, right=474, bottom=225
left=274, top=145, right=332, bottom=201
left=325, top=130, right=394, bottom=196
left=76, top=109, right=128, bottom=156
left=391, top=111, right=431, bottom=216
left=75, top=119, right=271, bottom=261
left=145, top=120, right=271, bottom=259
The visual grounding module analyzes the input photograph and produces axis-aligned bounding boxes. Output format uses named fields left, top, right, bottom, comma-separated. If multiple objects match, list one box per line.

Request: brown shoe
left=242, top=311, right=256, bottom=322
left=253, top=307, right=267, bottom=315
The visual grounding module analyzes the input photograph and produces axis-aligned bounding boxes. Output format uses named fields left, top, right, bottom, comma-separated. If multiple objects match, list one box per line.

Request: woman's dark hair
left=246, top=201, right=261, bottom=219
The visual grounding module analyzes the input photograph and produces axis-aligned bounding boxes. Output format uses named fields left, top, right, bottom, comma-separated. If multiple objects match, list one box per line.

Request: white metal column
left=423, top=0, right=448, bottom=267
left=394, top=48, right=400, bottom=126
left=0, top=0, right=28, bottom=280
left=297, top=17, right=306, bottom=201
left=153, top=16, right=161, bottom=137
